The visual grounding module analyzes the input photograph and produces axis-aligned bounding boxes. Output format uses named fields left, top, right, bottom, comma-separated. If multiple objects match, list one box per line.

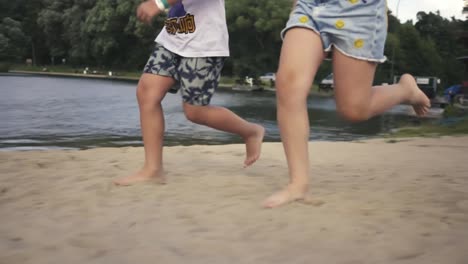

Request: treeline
left=0, top=0, right=467, bottom=86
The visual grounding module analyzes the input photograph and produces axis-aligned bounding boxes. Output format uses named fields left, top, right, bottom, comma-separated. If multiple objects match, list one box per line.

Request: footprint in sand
left=304, top=199, right=325, bottom=207
left=420, top=232, right=432, bottom=237
left=393, top=251, right=425, bottom=261
left=36, top=162, right=47, bottom=168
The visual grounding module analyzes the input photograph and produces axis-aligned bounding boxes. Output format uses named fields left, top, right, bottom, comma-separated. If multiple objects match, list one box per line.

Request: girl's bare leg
left=263, top=28, right=325, bottom=208
left=332, top=50, right=430, bottom=123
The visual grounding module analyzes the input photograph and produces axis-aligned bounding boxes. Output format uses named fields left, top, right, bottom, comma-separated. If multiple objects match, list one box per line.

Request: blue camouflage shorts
left=143, top=43, right=226, bottom=105
left=282, top=0, right=388, bottom=63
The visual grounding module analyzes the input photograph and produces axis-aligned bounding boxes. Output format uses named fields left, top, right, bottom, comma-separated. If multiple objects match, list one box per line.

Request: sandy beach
left=1, top=136, right=468, bottom=264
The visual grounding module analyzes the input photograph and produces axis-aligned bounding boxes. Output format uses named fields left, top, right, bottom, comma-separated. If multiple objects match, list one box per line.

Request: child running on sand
left=114, top=0, right=264, bottom=185
left=263, top=0, right=431, bottom=208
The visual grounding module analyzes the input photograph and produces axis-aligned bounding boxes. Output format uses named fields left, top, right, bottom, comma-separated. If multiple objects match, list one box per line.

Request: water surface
left=0, top=74, right=424, bottom=150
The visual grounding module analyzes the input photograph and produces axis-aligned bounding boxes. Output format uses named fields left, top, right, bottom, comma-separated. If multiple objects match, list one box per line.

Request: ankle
left=244, top=124, right=263, bottom=139
left=288, top=181, right=309, bottom=192
left=142, top=164, right=162, bottom=173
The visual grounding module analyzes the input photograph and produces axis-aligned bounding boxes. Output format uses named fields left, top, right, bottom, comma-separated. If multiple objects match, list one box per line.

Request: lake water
left=0, top=74, right=425, bottom=150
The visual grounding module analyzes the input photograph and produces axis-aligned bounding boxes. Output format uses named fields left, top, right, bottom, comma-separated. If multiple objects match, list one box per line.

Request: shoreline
left=6, top=70, right=240, bottom=90
left=3, top=117, right=467, bottom=152
left=7, top=70, right=140, bottom=82
left=1, top=133, right=467, bottom=152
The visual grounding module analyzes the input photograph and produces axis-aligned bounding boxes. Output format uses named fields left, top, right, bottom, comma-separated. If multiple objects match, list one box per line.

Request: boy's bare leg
left=262, top=28, right=325, bottom=208
left=332, top=50, right=430, bottom=123
left=114, top=74, right=175, bottom=186
left=183, top=103, right=265, bottom=167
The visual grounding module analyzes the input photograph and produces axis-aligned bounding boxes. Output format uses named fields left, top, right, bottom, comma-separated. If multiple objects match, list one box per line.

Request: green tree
left=62, top=1, right=95, bottom=65
left=225, top=0, right=290, bottom=77
left=0, top=0, right=47, bottom=65
left=0, top=18, right=27, bottom=61
left=0, top=0, right=465, bottom=80
left=415, top=12, right=466, bottom=86
left=37, top=0, right=75, bottom=64
left=82, top=0, right=162, bottom=68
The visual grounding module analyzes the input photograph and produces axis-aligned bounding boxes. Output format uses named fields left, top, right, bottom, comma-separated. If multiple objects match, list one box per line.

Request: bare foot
left=113, top=167, right=165, bottom=186
left=400, top=74, right=431, bottom=117
left=262, top=184, right=309, bottom=208
left=244, top=124, right=265, bottom=167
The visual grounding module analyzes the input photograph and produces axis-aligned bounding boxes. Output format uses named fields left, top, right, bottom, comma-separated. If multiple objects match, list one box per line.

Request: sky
left=386, top=0, right=466, bottom=22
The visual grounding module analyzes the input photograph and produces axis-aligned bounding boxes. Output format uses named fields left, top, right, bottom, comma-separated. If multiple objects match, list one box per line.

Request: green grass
left=387, top=117, right=468, bottom=138
left=220, top=76, right=237, bottom=85
left=0, top=62, right=11, bottom=72
left=11, top=64, right=79, bottom=73
left=443, top=105, right=467, bottom=118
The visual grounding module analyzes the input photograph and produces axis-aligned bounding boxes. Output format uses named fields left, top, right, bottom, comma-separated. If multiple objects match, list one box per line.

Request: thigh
left=143, top=43, right=177, bottom=78
left=177, top=57, right=225, bottom=106
left=277, top=27, right=325, bottom=101
left=143, top=42, right=180, bottom=94
left=332, top=49, right=377, bottom=108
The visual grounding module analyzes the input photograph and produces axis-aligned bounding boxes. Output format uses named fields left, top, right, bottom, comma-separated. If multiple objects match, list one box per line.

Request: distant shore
left=5, top=69, right=327, bottom=94
left=8, top=70, right=140, bottom=81
left=7, top=70, right=245, bottom=90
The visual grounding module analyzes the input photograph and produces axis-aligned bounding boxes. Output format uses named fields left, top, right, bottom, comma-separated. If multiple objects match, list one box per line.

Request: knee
left=136, top=80, right=164, bottom=109
left=183, top=104, right=204, bottom=124
left=275, top=71, right=293, bottom=90
left=336, top=103, right=371, bottom=123
left=275, top=71, right=312, bottom=107
left=276, top=70, right=302, bottom=94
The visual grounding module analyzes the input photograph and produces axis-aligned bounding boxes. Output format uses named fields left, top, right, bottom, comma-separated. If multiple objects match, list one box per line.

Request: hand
left=137, top=0, right=162, bottom=24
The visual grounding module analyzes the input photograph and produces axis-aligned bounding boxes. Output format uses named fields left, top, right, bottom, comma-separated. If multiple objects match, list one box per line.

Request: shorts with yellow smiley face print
left=282, top=0, right=388, bottom=63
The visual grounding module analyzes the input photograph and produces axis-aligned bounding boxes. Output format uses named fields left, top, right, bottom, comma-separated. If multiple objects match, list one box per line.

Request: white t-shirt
left=155, top=0, right=230, bottom=58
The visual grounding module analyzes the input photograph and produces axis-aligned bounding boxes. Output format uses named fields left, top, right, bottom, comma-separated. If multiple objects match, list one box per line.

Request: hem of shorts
left=280, top=25, right=321, bottom=40
left=155, top=41, right=230, bottom=58
left=143, top=70, right=172, bottom=78
left=325, top=44, right=387, bottom=63
left=182, top=99, right=211, bottom=106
